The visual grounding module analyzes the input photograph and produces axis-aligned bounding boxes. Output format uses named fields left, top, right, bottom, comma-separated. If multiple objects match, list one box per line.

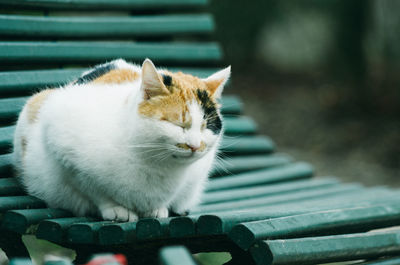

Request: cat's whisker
left=212, top=155, right=232, bottom=177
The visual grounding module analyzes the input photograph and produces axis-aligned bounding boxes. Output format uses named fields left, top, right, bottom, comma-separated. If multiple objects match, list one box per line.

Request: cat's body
left=13, top=59, right=230, bottom=221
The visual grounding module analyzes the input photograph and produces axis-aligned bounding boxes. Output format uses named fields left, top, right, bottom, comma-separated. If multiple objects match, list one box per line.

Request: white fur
left=13, top=59, right=229, bottom=221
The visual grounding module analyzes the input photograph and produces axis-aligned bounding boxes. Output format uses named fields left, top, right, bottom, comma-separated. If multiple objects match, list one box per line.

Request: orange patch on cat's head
left=138, top=73, right=198, bottom=127
left=137, top=59, right=229, bottom=126
left=93, top=69, right=139, bottom=84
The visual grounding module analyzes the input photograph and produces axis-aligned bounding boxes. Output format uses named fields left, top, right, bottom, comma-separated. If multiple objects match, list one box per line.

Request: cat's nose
left=187, top=144, right=199, bottom=152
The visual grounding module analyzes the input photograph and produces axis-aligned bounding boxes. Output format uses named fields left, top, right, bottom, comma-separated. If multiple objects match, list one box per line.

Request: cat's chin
left=172, top=151, right=205, bottom=163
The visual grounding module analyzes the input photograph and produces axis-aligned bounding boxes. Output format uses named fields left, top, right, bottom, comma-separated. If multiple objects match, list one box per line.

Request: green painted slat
left=98, top=222, right=136, bottom=245
left=0, top=154, right=13, bottom=177
left=0, top=126, right=14, bottom=154
left=8, top=259, right=33, bottom=265
left=193, top=184, right=362, bottom=214
left=136, top=218, right=170, bottom=240
left=44, top=260, right=73, bottom=265
left=2, top=208, right=72, bottom=234
left=250, top=231, right=400, bottom=265
left=229, top=204, right=400, bottom=251
left=220, top=136, right=275, bottom=156
left=202, top=177, right=339, bottom=205
left=67, top=221, right=113, bottom=244
left=0, top=0, right=208, bottom=10
left=219, top=96, right=242, bottom=115
left=159, top=246, right=196, bottom=265
left=169, top=216, right=197, bottom=238
left=0, top=14, right=214, bottom=37
left=206, top=162, right=313, bottom=192
left=0, top=69, right=83, bottom=96
left=0, top=42, right=222, bottom=64
left=358, top=257, right=400, bottom=265
left=0, top=97, right=27, bottom=122
left=0, top=178, right=24, bottom=196
left=194, top=188, right=400, bottom=237
left=223, top=116, right=256, bottom=135
left=36, top=217, right=95, bottom=244
left=0, top=196, right=45, bottom=212
left=210, top=154, right=292, bottom=177
left=0, top=67, right=219, bottom=96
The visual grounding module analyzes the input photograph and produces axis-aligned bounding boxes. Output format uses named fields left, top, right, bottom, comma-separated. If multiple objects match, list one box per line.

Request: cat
left=12, top=58, right=230, bottom=221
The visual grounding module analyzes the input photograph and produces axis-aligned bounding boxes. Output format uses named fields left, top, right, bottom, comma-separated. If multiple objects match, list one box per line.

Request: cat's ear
left=203, top=66, right=231, bottom=99
left=141, top=59, right=170, bottom=99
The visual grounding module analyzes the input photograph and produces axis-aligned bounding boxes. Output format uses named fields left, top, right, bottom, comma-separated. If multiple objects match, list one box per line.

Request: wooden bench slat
left=67, top=221, right=113, bottom=244
left=97, top=222, right=136, bottom=245
left=222, top=116, right=257, bottom=135
left=0, top=196, right=45, bottom=212
left=0, top=178, right=24, bottom=196
left=36, top=217, right=96, bottom=244
left=136, top=218, right=171, bottom=240
left=0, top=126, right=14, bottom=154
left=168, top=216, right=197, bottom=238
left=159, top=246, right=197, bottom=265
left=0, top=14, right=214, bottom=38
left=0, top=153, right=13, bottom=177
left=194, top=183, right=363, bottom=214
left=220, top=136, right=275, bottom=156
left=0, top=97, right=28, bottom=123
left=194, top=188, right=399, bottom=237
left=206, top=162, right=312, bottom=192
left=0, top=0, right=208, bottom=10
left=202, top=177, right=339, bottom=205
left=2, top=208, right=72, bottom=234
left=0, top=67, right=219, bottom=96
left=210, top=154, right=292, bottom=177
left=0, top=42, right=222, bottom=64
left=250, top=230, right=400, bottom=265
left=229, top=204, right=400, bottom=250
left=8, top=259, right=33, bottom=265
left=358, top=257, right=400, bottom=265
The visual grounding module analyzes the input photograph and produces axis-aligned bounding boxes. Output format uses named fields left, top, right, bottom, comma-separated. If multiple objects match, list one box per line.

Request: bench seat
left=1, top=1, right=400, bottom=264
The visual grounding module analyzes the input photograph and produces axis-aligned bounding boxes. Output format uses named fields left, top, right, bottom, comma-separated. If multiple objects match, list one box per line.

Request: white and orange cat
left=13, top=59, right=230, bottom=221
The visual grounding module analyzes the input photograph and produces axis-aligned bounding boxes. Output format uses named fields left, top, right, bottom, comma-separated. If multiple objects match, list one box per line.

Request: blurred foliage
left=210, top=0, right=400, bottom=117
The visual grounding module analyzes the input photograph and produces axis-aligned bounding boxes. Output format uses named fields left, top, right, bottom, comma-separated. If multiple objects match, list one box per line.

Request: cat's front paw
left=144, top=207, right=169, bottom=218
left=100, top=205, right=138, bottom=222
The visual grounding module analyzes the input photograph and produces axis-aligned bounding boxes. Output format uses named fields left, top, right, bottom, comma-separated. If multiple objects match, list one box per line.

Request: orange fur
left=26, top=89, right=54, bottom=123
left=138, top=71, right=216, bottom=124
left=93, top=69, right=139, bottom=84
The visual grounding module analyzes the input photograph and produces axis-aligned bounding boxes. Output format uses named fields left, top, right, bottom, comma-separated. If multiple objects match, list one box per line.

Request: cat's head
left=136, top=59, right=230, bottom=163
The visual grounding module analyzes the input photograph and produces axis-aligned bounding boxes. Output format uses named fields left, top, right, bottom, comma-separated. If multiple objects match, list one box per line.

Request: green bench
left=1, top=1, right=400, bottom=264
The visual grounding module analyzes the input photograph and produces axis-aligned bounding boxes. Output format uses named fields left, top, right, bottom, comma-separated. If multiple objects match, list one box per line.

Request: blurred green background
left=210, top=0, right=400, bottom=186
